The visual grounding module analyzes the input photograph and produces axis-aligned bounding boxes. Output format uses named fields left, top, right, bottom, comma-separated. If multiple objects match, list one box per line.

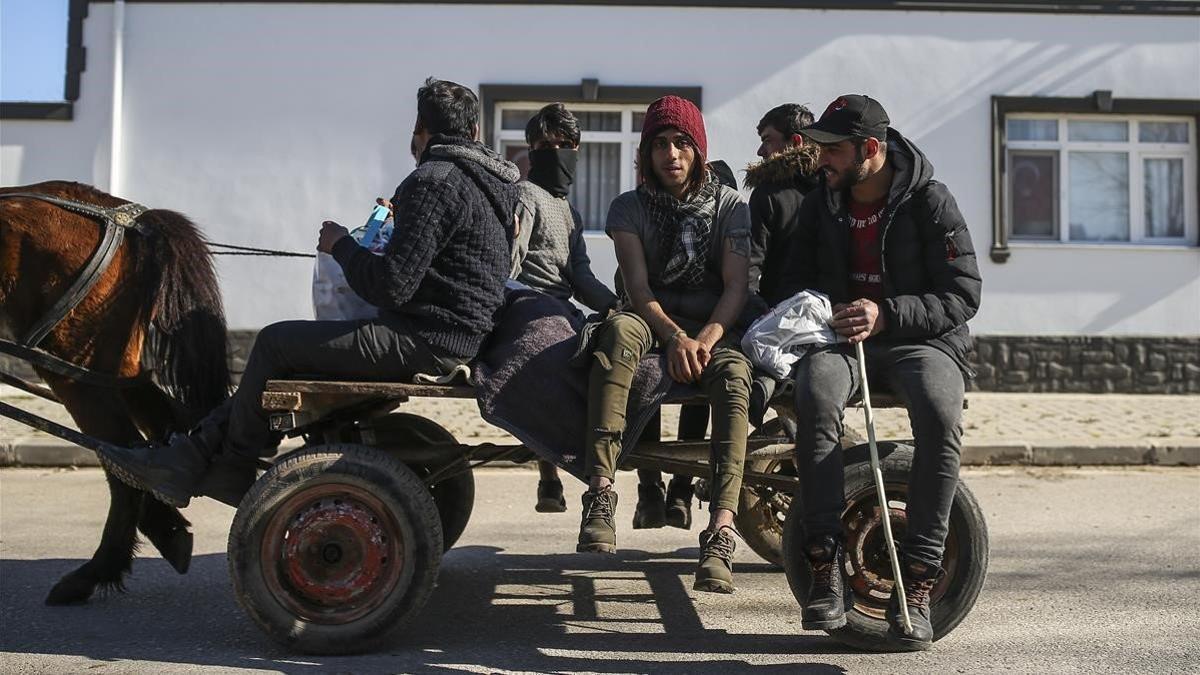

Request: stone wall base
left=4, top=332, right=1197, bottom=395
left=969, top=336, right=1199, bottom=394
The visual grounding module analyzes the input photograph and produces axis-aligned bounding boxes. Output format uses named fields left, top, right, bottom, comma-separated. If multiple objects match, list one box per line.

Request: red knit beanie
left=640, top=95, right=707, bottom=160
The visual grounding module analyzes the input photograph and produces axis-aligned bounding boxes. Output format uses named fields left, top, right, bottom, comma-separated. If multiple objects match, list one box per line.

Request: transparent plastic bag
left=311, top=205, right=393, bottom=321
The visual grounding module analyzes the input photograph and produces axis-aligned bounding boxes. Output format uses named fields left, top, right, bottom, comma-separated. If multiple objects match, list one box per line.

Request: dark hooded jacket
left=744, top=144, right=822, bottom=316
left=333, top=134, right=520, bottom=359
left=771, top=128, right=982, bottom=375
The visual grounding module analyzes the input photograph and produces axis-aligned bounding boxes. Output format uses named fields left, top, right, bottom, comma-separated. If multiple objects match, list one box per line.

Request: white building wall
left=2, top=3, right=1198, bottom=334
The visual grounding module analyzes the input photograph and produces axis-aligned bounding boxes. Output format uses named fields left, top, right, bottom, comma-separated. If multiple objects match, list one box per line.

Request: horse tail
left=133, top=209, right=232, bottom=414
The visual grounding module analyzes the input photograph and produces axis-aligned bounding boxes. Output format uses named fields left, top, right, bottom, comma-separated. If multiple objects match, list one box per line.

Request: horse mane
left=133, top=208, right=232, bottom=413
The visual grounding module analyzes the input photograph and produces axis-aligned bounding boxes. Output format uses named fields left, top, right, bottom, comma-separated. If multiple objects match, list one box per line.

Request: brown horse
left=0, top=181, right=230, bottom=604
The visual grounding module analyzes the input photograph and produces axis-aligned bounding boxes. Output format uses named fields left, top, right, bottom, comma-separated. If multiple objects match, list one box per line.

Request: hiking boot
left=693, top=525, right=738, bottom=593
left=632, top=480, right=666, bottom=529
left=98, top=432, right=210, bottom=508
left=801, top=535, right=849, bottom=630
left=577, top=486, right=618, bottom=553
left=665, top=476, right=694, bottom=530
left=887, top=561, right=942, bottom=650
left=535, top=479, right=567, bottom=513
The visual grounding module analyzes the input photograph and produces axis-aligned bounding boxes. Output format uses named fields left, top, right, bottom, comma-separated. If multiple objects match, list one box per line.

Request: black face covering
left=527, top=148, right=578, bottom=198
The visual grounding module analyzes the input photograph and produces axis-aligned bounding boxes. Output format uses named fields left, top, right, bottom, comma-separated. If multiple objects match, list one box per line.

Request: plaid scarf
left=639, top=174, right=719, bottom=289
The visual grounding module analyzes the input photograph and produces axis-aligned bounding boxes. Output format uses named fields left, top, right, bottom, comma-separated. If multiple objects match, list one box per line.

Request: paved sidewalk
left=2, top=385, right=1197, bottom=467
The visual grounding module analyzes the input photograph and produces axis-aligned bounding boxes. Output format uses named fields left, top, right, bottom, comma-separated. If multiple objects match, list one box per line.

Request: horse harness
left=0, top=192, right=151, bottom=391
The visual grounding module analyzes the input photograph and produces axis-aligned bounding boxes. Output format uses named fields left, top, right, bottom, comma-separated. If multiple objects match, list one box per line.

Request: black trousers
left=792, top=342, right=965, bottom=568
left=222, top=317, right=465, bottom=460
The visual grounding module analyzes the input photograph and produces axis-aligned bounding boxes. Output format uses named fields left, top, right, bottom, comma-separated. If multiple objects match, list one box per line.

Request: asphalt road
left=1, top=466, right=1197, bottom=674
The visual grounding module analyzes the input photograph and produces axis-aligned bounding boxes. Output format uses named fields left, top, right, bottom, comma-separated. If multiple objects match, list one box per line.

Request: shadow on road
left=0, top=545, right=851, bottom=673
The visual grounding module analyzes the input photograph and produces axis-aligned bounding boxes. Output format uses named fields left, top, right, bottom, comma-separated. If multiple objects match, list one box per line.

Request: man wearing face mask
left=511, top=103, right=619, bottom=513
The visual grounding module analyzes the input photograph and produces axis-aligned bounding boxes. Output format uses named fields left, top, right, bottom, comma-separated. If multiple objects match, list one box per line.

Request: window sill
left=1008, top=241, right=1198, bottom=252
left=0, top=102, right=73, bottom=120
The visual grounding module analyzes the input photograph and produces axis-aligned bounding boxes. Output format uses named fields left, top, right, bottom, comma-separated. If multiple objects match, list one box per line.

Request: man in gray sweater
left=511, top=103, right=619, bottom=513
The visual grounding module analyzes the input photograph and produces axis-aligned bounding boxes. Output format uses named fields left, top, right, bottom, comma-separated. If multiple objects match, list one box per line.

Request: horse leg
left=136, top=500, right=193, bottom=575
left=46, top=469, right=145, bottom=605
left=41, top=378, right=146, bottom=605
left=122, top=383, right=195, bottom=574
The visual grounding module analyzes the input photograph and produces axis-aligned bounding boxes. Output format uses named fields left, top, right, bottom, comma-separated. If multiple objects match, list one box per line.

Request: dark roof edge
left=86, top=1, right=1200, bottom=18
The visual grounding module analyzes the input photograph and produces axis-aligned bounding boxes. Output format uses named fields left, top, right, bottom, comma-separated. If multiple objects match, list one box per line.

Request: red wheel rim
left=260, top=482, right=404, bottom=625
left=842, top=483, right=957, bottom=620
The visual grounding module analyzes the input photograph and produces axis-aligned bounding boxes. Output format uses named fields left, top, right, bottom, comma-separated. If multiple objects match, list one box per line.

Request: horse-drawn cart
left=2, top=185, right=987, bottom=654
left=222, top=379, right=989, bottom=654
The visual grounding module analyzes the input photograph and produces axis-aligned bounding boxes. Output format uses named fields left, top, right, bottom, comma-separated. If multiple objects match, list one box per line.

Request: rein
left=209, top=242, right=314, bottom=258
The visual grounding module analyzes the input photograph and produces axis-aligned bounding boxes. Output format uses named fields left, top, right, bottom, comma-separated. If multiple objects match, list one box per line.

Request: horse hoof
left=161, top=530, right=193, bottom=575
left=45, top=576, right=95, bottom=606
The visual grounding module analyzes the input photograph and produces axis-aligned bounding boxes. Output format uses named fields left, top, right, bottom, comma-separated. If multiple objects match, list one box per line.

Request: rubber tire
left=782, top=442, right=989, bottom=652
left=735, top=417, right=795, bottom=568
left=363, top=413, right=475, bottom=552
left=228, top=444, right=443, bottom=655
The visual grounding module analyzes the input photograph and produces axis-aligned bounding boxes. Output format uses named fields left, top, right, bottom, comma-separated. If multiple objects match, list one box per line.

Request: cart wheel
left=782, top=441, right=989, bottom=651
left=228, top=444, right=442, bottom=655
left=362, top=413, right=475, bottom=552
left=735, top=418, right=796, bottom=567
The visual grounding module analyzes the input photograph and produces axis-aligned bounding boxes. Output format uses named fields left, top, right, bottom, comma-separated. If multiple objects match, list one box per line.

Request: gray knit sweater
left=511, top=181, right=617, bottom=313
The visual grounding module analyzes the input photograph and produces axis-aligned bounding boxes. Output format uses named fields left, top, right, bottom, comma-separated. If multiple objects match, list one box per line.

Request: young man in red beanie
left=575, top=95, right=753, bottom=594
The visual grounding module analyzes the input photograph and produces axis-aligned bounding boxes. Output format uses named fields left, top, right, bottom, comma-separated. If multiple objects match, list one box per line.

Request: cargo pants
left=585, top=311, right=752, bottom=513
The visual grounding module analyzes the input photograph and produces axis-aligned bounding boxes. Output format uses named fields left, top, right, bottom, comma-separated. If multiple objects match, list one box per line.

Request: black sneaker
left=577, top=486, right=618, bottom=553
left=887, top=561, right=941, bottom=650
left=632, top=480, right=666, bottom=529
left=801, top=535, right=849, bottom=630
left=535, top=479, right=567, bottom=513
left=664, top=476, right=694, bottom=530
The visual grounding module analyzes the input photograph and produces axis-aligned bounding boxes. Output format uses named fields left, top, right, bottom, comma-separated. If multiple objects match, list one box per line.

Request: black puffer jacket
left=771, top=128, right=982, bottom=375
left=745, top=144, right=821, bottom=318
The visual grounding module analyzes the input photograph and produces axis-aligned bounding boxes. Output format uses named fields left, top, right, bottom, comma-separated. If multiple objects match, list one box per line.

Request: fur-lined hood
left=743, top=144, right=820, bottom=190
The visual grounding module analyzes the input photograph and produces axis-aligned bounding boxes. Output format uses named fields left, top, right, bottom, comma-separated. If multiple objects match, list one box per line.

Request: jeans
left=792, top=342, right=964, bottom=568
left=223, top=316, right=465, bottom=460
left=584, top=312, right=752, bottom=513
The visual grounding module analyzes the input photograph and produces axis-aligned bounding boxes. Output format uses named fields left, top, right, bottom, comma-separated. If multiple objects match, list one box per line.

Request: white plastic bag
left=741, top=289, right=841, bottom=379
left=312, top=206, right=393, bottom=321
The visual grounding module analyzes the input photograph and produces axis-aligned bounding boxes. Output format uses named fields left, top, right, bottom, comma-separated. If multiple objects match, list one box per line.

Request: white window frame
left=1005, top=113, right=1197, bottom=246
left=493, top=101, right=647, bottom=231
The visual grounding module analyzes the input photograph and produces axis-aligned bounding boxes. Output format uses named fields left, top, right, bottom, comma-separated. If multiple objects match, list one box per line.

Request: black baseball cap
left=799, top=94, right=889, bottom=144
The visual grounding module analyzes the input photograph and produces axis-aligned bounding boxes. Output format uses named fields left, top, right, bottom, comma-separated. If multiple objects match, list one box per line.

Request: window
left=1005, top=115, right=1195, bottom=244
left=494, top=103, right=647, bottom=231
left=0, top=0, right=86, bottom=120
left=479, top=80, right=701, bottom=233
left=991, top=93, right=1200, bottom=261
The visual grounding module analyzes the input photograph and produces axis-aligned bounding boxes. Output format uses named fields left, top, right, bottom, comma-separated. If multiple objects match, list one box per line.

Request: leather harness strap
left=0, top=192, right=150, bottom=348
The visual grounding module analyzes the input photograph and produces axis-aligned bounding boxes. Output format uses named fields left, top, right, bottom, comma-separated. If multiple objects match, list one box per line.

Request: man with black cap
left=774, top=95, right=981, bottom=650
